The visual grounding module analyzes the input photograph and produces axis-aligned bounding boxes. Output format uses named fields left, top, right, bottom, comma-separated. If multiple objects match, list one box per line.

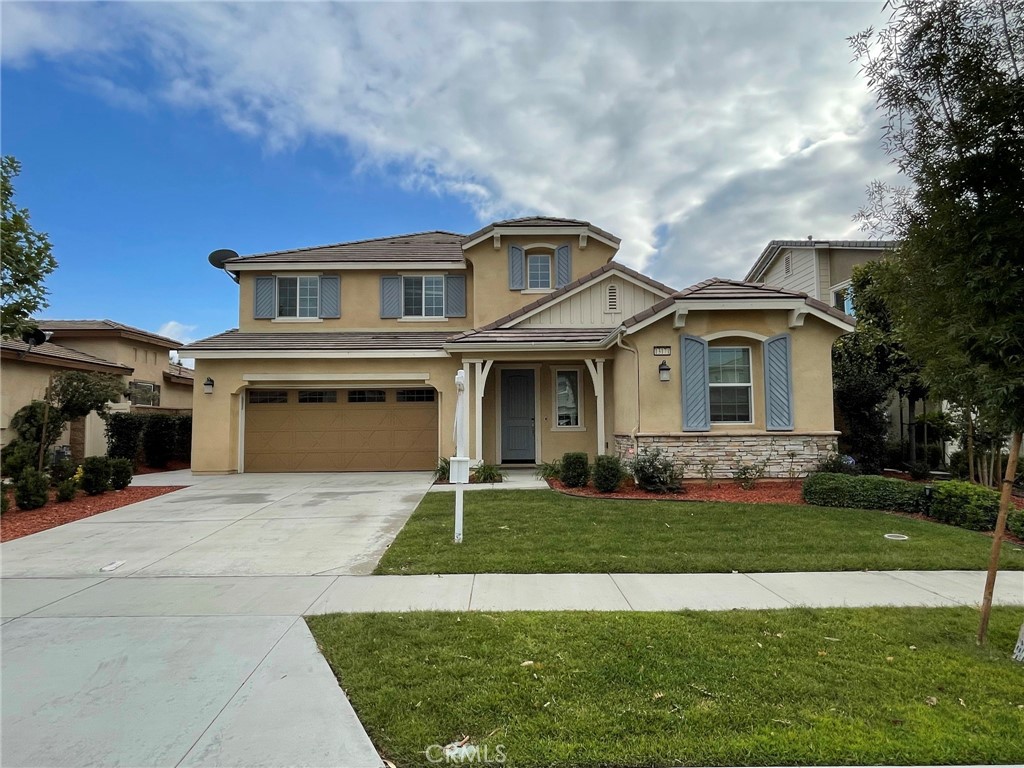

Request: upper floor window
left=708, top=347, right=752, bottom=423
left=527, top=251, right=552, bottom=289
left=403, top=275, right=445, bottom=317
left=128, top=380, right=161, bottom=406
left=278, top=276, right=319, bottom=318
left=832, top=283, right=855, bottom=316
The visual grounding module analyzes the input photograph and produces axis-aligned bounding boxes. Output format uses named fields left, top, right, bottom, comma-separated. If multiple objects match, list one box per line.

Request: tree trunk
left=967, top=412, right=976, bottom=483
left=978, top=429, right=1023, bottom=645
left=908, top=396, right=918, bottom=464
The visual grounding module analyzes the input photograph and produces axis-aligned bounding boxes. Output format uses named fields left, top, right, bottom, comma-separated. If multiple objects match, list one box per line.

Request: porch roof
left=181, top=329, right=454, bottom=353
left=445, top=327, right=618, bottom=350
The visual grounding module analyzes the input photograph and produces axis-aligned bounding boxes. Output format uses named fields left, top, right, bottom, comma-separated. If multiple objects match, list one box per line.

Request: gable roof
left=477, top=262, right=676, bottom=331
left=745, top=238, right=899, bottom=282
left=0, top=338, right=133, bottom=374
left=462, top=217, right=621, bottom=247
left=37, top=319, right=182, bottom=348
left=623, top=278, right=855, bottom=330
left=223, top=231, right=466, bottom=267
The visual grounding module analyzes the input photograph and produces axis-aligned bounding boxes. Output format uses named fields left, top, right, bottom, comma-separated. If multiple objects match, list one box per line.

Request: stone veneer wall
left=613, top=433, right=838, bottom=478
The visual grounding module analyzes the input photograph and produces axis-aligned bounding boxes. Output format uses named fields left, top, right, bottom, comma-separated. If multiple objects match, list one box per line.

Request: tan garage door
left=244, top=388, right=438, bottom=472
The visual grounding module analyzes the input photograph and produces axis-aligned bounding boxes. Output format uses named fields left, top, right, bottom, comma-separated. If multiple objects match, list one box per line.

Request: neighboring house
left=1, top=320, right=195, bottom=461
left=182, top=217, right=855, bottom=476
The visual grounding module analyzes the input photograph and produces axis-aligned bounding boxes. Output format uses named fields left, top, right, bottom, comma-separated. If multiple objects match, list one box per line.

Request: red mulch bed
left=549, top=477, right=806, bottom=504
left=1, top=486, right=185, bottom=541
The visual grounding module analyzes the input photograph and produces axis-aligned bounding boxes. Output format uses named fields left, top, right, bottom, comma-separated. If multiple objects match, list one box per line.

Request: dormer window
left=526, top=250, right=552, bottom=290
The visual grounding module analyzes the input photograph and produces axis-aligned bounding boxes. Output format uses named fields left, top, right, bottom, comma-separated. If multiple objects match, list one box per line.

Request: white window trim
left=401, top=274, right=446, bottom=319
left=526, top=251, right=553, bottom=291
left=275, top=274, right=321, bottom=319
left=830, top=279, right=854, bottom=312
left=551, top=366, right=585, bottom=432
left=708, top=345, right=754, bottom=426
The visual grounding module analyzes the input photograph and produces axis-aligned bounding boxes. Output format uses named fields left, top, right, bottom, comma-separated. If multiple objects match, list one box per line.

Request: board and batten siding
left=520, top=278, right=665, bottom=327
left=760, top=247, right=817, bottom=299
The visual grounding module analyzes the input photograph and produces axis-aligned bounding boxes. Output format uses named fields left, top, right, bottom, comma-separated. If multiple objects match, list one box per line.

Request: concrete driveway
left=1, top=471, right=433, bottom=768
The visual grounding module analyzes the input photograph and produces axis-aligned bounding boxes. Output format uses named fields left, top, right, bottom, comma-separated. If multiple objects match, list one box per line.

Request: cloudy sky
left=2, top=1, right=895, bottom=346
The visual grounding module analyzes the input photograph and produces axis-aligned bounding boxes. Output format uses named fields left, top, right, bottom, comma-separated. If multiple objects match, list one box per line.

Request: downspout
left=615, top=330, right=641, bottom=456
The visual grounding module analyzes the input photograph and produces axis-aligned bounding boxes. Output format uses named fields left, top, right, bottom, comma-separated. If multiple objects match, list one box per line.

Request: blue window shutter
left=764, top=333, right=794, bottom=431
left=380, top=275, right=402, bottom=318
left=254, top=276, right=275, bottom=319
left=555, top=244, right=572, bottom=287
left=319, top=276, right=340, bottom=318
left=508, top=245, right=525, bottom=290
left=681, top=334, right=710, bottom=432
left=445, top=274, right=466, bottom=317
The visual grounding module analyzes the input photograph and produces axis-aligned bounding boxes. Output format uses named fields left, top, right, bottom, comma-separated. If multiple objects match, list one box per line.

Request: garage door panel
left=244, top=393, right=438, bottom=472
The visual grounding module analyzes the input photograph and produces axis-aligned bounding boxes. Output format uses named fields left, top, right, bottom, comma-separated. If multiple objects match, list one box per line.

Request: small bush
left=49, top=458, right=77, bottom=485
left=109, top=458, right=134, bottom=490
left=15, top=468, right=50, bottom=510
left=2, top=440, right=39, bottom=479
left=433, top=457, right=450, bottom=483
left=630, top=447, right=681, bottom=493
left=534, top=459, right=562, bottom=481
left=929, top=480, right=1000, bottom=531
left=815, top=452, right=860, bottom=476
left=471, top=463, right=507, bottom=484
left=80, top=456, right=112, bottom=496
left=698, top=460, right=717, bottom=486
left=733, top=459, right=768, bottom=491
left=802, top=472, right=928, bottom=513
left=1007, top=509, right=1024, bottom=540
left=907, top=461, right=932, bottom=481
left=142, top=414, right=176, bottom=468
left=56, top=478, right=78, bottom=502
left=593, top=455, right=625, bottom=493
left=1, top=487, right=9, bottom=515
left=560, top=452, right=590, bottom=488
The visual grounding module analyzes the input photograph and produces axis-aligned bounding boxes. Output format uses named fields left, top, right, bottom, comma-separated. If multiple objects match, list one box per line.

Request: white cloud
left=158, top=320, right=198, bottom=346
left=2, top=2, right=897, bottom=289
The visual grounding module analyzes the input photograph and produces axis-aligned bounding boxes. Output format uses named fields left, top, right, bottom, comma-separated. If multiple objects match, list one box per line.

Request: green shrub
left=733, top=460, right=768, bottom=491
left=105, top=411, right=146, bottom=463
left=534, top=459, right=562, bottom=481
left=433, top=457, right=450, bottom=483
left=109, top=458, right=134, bottom=490
left=593, top=455, right=625, bottom=493
left=56, top=478, right=78, bottom=502
left=629, top=447, right=681, bottom=493
left=142, top=414, right=176, bottom=468
left=49, top=457, right=77, bottom=485
left=815, top=452, right=860, bottom=475
left=698, top=460, right=717, bottom=486
left=80, top=456, right=112, bottom=496
left=1006, top=509, right=1024, bottom=540
left=802, top=472, right=928, bottom=513
left=173, top=414, right=192, bottom=462
left=929, top=480, right=1001, bottom=531
left=14, top=468, right=50, bottom=510
left=2, top=440, right=39, bottom=479
left=471, top=464, right=506, bottom=484
left=1, top=487, right=9, bottom=515
left=560, top=452, right=591, bottom=488
left=947, top=450, right=968, bottom=479
left=907, top=460, right=932, bottom=481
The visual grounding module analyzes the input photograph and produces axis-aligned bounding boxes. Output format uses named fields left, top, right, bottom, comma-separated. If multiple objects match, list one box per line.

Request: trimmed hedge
left=56, top=478, right=78, bottom=502
left=1008, top=510, right=1024, bottom=540
left=560, top=452, right=591, bottom=488
left=81, top=456, right=112, bottom=496
left=802, top=472, right=928, bottom=513
left=929, top=480, right=1000, bottom=532
left=14, top=468, right=50, bottom=510
left=593, top=455, right=625, bottom=493
left=109, top=458, right=134, bottom=490
left=106, top=411, right=192, bottom=468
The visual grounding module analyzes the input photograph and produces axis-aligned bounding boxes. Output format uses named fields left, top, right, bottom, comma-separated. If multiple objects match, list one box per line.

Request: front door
left=501, top=369, right=535, bottom=463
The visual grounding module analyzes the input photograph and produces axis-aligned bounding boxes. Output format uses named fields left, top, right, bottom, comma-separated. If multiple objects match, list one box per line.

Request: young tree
left=851, top=0, right=1024, bottom=644
left=1, top=156, right=57, bottom=338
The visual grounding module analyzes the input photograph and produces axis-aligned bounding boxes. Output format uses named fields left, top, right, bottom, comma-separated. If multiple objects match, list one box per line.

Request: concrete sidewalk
left=305, top=569, right=1024, bottom=614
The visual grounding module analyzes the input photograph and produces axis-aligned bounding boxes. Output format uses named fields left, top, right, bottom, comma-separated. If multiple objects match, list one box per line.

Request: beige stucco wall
left=464, top=236, right=615, bottom=328
left=827, top=248, right=884, bottom=290
left=613, top=309, right=844, bottom=437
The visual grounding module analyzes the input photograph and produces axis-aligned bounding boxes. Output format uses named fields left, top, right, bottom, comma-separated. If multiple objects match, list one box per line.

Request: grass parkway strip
left=374, top=489, right=1024, bottom=574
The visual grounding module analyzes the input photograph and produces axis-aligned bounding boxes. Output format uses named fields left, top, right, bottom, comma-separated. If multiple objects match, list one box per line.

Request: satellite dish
left=208, top=249, right=239, bottom=269
left=21, top=328, right=48, bottom=347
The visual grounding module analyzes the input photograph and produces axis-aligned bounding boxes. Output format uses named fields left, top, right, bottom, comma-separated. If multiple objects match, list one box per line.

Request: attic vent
left=784, top=253, right=792, bottom=276
left=606, top=283, right=620, bottom=313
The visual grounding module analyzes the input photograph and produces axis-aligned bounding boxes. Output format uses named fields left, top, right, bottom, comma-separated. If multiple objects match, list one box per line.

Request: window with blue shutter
left=319, top=276, right=340, bottom=318
left=763, top=333, right=794, bottom=430
left=555, top=244, right=572, bottom=287
left=445, top=274, right=466, bottom=317
left=508, top=245, right=525, bottom=290
left=681, top=335, right=711, bottom=431
left=380, top=275, right=402, bottom=318
left=253, top=276, right=275, bottom=319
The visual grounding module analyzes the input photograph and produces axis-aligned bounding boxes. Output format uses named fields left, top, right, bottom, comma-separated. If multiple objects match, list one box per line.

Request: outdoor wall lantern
left=203, top=377, right=215, bottom=395
left=658, top=360, right=671, bottom=382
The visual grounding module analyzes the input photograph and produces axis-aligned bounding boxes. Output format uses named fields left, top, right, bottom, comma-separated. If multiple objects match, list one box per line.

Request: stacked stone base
left=613, top=433, right=838, bottom=479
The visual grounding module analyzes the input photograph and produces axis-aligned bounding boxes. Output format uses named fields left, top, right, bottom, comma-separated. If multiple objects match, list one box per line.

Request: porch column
left=585, top=359, right=606, bottom=456
left=473, top=360, right=494, bottom=464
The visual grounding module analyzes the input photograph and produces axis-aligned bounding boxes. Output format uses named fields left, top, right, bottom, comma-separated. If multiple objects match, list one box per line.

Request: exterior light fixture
left=658, top=361, right=671, bottom=382
left=203, top=377, right=215, bottom=395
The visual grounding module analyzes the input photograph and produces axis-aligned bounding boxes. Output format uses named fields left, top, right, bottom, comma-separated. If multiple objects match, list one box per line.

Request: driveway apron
left=1, top=471, right=432, bottom=768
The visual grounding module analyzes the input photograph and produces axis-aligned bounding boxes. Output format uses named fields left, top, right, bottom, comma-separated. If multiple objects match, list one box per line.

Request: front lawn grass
left=375, top=490, right=1024, bottom=574
left=307, top=607, right=1024, bottom=767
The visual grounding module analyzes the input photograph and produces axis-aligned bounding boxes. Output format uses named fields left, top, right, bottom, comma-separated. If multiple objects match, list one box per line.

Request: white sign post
left=450, top=370, right=470, bottom=543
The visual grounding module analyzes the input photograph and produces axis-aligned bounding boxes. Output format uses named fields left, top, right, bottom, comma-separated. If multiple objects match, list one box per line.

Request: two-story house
left=183, top=217, right=855, bottom=476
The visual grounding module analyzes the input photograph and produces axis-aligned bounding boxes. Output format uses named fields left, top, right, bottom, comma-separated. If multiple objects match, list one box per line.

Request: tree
left=1, top=156, right=57, bottom=338
left=851, top=0, right=1024, bottom=644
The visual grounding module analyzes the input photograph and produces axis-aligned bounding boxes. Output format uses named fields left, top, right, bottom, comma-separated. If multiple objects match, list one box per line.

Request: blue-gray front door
left=501, top=369, right=535, bottom=462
